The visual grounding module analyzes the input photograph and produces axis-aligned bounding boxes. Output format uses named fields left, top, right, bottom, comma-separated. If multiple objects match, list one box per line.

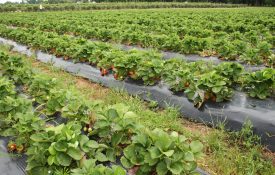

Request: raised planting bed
left=1, top=37, right=274, bottom=152
left=5, top=25, right=269, bottom=72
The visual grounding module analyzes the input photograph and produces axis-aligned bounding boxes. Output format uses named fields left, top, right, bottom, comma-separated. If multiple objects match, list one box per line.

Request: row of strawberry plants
left=0, top=8, right=274, bottom=66
left=0, top=25, right=274, bottom=107
left=0, top=2, right=247, bottom=13
left=0, top=51, right=204, bottom=175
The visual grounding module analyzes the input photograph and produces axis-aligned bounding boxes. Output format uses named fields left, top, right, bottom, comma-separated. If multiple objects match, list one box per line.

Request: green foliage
left=1, top=112, right=45, bottom=147
left=121, top=129, right=203, bottom=175
left=0, top=8, right=274, bottom=67
left=214, top=62, right=244, bottom=83
left=27, top=122, right=94, bottom=173
left=0, top=17, right=274, bottom=103
left=44, top=88, right=97, bottom=123
left=0, top=52, right=205, bottom=175
left=0, top=77, right=16, bottom=98
left=244, top=68, right=275, bottom=99
left=186, top=71, right=233, bottom=108
left=28, top=74, right=57, bottom=104
left=0, top=52, right=33, bottom=84
left=71, top=159, right=126, bottom=175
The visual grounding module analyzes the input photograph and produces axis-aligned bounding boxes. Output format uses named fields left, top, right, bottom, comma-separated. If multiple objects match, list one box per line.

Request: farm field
left=0, top=5, right=275, bottom=175
left=0, top=44, right=274, bottom=175
left=0, top=8, right=274, bottom=66
left=0, top=8, right=274, bottom=106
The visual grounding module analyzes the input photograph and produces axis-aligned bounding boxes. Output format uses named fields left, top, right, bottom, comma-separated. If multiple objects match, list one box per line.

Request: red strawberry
left=103, top=69, right=108, bottom=75
left=211, top=95, right=217, bottom=102
left=8, top=143, right=17, bottom=152
left=128, top=71, right=135, bottom=76
left=114, top=73, right=119, bottom=80
left=184, top=82, right=190, bottom=88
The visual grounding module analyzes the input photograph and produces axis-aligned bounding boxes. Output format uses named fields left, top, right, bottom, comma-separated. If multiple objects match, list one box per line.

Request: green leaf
left=132, top=134, right=148, bottom=147
left=95, top=152, right=108, bottom=162
left=154, top=130, right=172, bottom=151
left=120, top=156, right=133, bottom=169
left=79, top=135, right=89, bottom=148
left=54, top=141, right=68, bottom=152
left=168, top=162, right=183, bottom=174
left=30, top=133, right=48, bottom=142
left=124, top=111, right=137, bottom=118
left=67, top=147, right=84, bottom=160
left=113, top=165, right=126, bottom=175
left=162, top=150, right=174, bottom=157
left=26, top=160, right=41, bottom=171
left=111, top=132, right=123, bottom=146
left=85, top=140, right=99, bottom=148
left=212, top=86, right=222, bottom=93
left=28, top=166, right=49, bottom=175
left=144, top=152, right=158, bottom=166
left=56, top=152, right=72, bottom=166
left=47, top=155, right=55, bottom=166
left=156, top=161, right=168, bottom=175
left=106, top=148, right=116, bottom=162
left=148, top=146, right=162, bottom=159
left=190, top=140, right=203, bottom=153
left=184, top=151, right=195, bottom=161
left=108, top=108, right=119, bottom=118
left=1, top=128, right=17, bottom=136
left=48, top=145, right=56, bottom=155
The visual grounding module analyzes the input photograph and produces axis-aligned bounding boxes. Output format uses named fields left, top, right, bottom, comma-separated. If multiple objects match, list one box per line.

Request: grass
left=1, top=44, right=274, bottom=175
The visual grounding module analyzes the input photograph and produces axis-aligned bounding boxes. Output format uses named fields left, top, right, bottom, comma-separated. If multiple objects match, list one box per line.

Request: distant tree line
left=204, top=0, right=274, bottom=6
left=13, top=0, right=275, bottom=6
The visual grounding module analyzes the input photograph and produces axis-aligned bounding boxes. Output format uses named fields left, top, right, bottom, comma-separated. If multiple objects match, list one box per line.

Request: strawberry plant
left=112, top=49, right=143, bottom=80
left=44, top=87, right=97, bottom=123
left=162, top=59, right=194, bottom=92
left=0, top=96, right=32, bottom=116
left=0, top=77, right=16, bottom=98
left=132, top=52, right=163, bottom=85
left=121, top=129, right=203, bottom=175
left=244, top=68, right=275, bottom=99
left=27, top=122, right=98, bottom=174
left=266, top=54, right=275, bottom=68
left=191, top=71, right=233, bottom=108
left=97, top=50, right=124, bottom=75
left=1, top=112, right=45, bottom=149
left=0, top=52, right=33, bottom=84
left=28, top=74, right=57, bottom=104
left=71, top=159, right=126, bottom=175
left=71, top=42, right=96, bottom=63
left=256, top=41, right=272, bottom=59
left=215, top=62, right=244, bottom=83
left=44, top=89, right=69, bottom=116
left=239, top=47, right=263, bottom=65
left=135, top=58, right=163, bottom=85
left=91, top=104, right=138, bottom=161
left=61, top=96, right=96, bottom=123
left=216, top=40, right=237, bottom=60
